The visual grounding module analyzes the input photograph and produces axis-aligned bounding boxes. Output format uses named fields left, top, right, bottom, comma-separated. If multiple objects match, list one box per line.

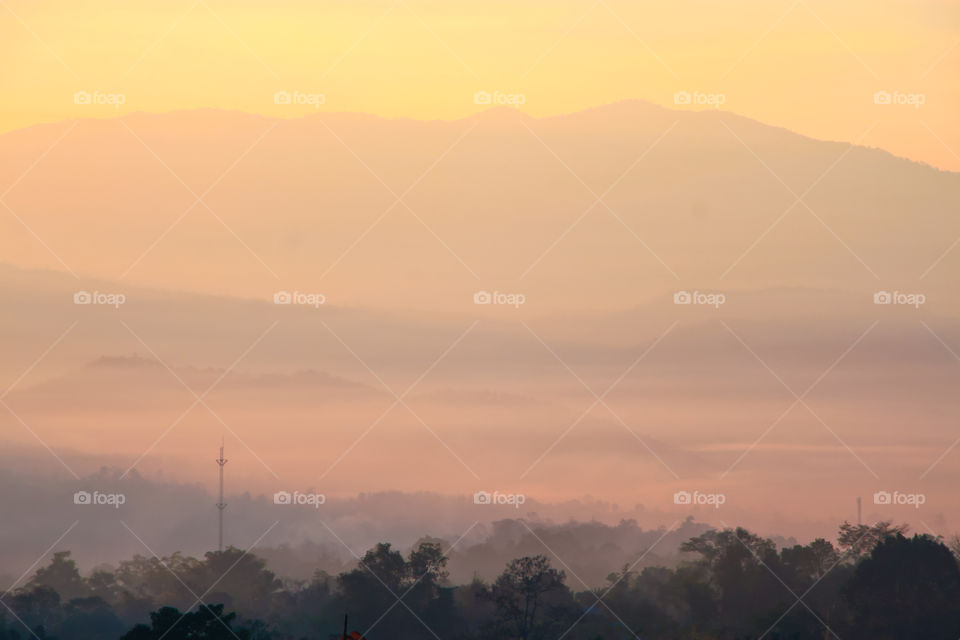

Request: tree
left=337, top=543, right=413, bottom=636
left=28, top=551, right=86, bottom=601
left=591, top=565, right=685, bottom=638
left=843, top=534, right=960, bottom=640
left=57, top=596, right=125, bottom=640
left=947, top=534, right=960, bottom=563
left=488, top=555, right=568, bottom=640
left=780, top=538, right=839, bottom=580
left=337, top=543, right=406, bottom=608
left=185, top=549, right=280, bottom=615
left=680, top=528, right=787, bottom=636
left=86, top=569, right=121, bottom=605
left=120, top=604, right=252, bottom=640
left=407, top=541, right=449, bottom=588
left=115, top=553, right=199, bottom=609
left=680, top=527, right=777, bottom=565
left=406, top=541, right=449, bottom=608
left=357, top=543, right=406, bottom=593
left=837, top=521, right=908, bottom=560
left=8, top=586, right=61, bottom=633
left=0, top=614, right=55, bottom=640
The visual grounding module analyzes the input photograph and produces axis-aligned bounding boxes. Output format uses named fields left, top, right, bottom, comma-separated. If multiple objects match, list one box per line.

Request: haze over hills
left=4, top=1, right=960, bottom=634
left=0, top=457, right=725, bottom=586
left=1, top=102, right=958, bottom=312
left=1, top=103, right=959, bottom=568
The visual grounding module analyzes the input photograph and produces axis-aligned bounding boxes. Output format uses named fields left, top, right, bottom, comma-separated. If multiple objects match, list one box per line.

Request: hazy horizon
left=3, top=5, right=960, bottom=638
left=3, top=101, right=959, bottom=571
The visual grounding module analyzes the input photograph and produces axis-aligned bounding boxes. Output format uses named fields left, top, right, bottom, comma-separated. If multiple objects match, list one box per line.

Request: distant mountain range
left=1, top=102, right=956, bottom=311
left=1, top=103, right=958, bottom=548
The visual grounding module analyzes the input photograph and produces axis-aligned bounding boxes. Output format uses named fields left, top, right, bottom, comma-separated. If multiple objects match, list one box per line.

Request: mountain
left=1, top=102, right=957, bottom=312
left=1, top=103, right=958, bottom=539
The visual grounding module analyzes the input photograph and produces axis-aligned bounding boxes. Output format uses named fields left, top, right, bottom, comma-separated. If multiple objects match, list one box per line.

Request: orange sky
left=1, top=0, right=958, bottom=170
left=2, top=0, right=960, bottom=545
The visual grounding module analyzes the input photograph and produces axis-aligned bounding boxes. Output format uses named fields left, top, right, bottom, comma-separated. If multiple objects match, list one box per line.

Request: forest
left=1, top=521, right=959, bottom=640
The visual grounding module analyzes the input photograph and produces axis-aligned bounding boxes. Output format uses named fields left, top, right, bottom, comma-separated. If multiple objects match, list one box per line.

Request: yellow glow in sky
left=1, top=0, right=958, bottom=170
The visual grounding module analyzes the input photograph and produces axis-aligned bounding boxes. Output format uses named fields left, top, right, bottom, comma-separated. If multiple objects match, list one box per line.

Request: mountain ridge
left=2, top=100, right=955, bottom=175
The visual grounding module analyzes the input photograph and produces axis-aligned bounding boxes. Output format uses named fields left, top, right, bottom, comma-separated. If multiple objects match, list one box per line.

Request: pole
left=216, top=441, right=228, bottom=551
left=342, top=613, right=348, bottom=640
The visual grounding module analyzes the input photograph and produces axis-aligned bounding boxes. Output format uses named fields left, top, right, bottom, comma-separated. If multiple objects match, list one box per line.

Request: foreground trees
left=1, top=521, right=958, bottom=639
left=844, top=534, right=960, bottom=639
left=486, top=555, right=572, bottom=640
left=120, top=604, right=251, bottom=640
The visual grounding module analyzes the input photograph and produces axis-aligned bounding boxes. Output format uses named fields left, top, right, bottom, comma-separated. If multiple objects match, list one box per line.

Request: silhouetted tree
left=947, top=534, right=960, bottom=563
left=335, top=541, right=462, bottom=638
left=487, top=555, right=570, bottom=640
left=843, top=534, right=960, bottom=639
left=681, top=527, right=791, bottom=636
left=57, top=596, right=125, bottom=640
left=86, top=569, right=121, bottom=605
left=780, top=537, right=839, bottom=580
left=28, top=551, right=86, bottom=600
left=115, top=553, right=199, bottom=609
left=337, top=542, right=406, bottom=630
left=7, top=521, right=960, bottom=640
left=187, top=548, right=281, bottom=616
left=8, top=586, right=60, bottom=633
left=0, top=612, right=54, bottom=640
left=837, top=521, right=908, bottom=560
left=120, top=603, right=251, bottom=640
left=406, top=541, right=449, bottom=607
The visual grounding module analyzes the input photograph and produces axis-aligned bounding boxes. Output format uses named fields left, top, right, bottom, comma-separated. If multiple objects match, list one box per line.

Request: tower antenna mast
left=216, top=439, right=228, bottom=551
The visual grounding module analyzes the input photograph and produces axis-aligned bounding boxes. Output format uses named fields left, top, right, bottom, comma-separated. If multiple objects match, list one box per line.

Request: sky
left=1, top=0, right=958, bottom=170
left=1, top=0, right=960, bottom=557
